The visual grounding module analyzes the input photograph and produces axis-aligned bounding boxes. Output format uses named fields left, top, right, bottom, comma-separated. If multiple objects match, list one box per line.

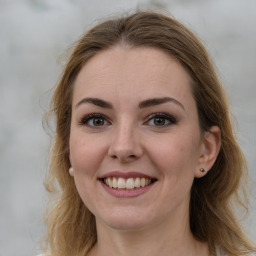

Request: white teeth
left=112, top=177, right=118, bottom=188
left=141, top=177, right=146, bottom=187
left=104, top=177, right=153, bottom=189
left=126, top=178, right=135, bottom=189
left=117, top=177, right=126, bottom=189
left=106, top=177, right=112, bottom=187
left=134, top=177, right=140, bottom=188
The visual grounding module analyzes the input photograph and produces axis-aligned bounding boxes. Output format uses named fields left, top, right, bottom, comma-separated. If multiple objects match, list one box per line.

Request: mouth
left=100, top=177, right=157, bottom=190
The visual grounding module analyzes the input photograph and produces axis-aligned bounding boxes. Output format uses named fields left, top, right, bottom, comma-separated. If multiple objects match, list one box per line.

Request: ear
left=69, top=155, right=74, bottom=176
left=195, top=126, right=221, bottom=178
left=69, top=167, right=74, bottom=176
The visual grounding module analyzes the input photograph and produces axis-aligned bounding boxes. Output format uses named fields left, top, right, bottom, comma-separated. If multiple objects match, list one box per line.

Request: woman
left=43, top=11, right=256, bottom=256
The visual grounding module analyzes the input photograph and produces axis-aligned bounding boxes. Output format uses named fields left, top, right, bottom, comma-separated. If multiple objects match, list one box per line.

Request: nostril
left=110, top=154, right=137, bottom=162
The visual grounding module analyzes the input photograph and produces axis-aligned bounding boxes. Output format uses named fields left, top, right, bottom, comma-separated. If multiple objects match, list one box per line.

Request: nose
left=108, top=121, right=143, bottom=163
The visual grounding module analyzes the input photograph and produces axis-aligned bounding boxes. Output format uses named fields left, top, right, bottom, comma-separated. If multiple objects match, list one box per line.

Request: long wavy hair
left=43, top=11, right=256, bottom=256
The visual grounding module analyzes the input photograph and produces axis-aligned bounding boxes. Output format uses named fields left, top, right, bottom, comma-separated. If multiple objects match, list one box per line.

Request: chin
left=106, top=219, right=149, bottom=231
left=97, top=209, right=153, bottom=231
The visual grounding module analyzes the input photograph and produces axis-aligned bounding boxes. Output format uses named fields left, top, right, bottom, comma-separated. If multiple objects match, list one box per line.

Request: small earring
left=69, top=167, right=74, bottom=176
left=200, top=168, right=207, bottom=173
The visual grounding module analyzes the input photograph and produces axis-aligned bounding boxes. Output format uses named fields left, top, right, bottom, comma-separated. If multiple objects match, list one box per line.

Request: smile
left=102, top=177, right=156, bottom=190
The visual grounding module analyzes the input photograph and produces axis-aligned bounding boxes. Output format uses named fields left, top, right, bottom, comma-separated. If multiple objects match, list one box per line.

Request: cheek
left=69, top=131, right=106, bottom=177
left=69, top=132, right=106, bottom=209
left=147, top=131, right=200, bottom=176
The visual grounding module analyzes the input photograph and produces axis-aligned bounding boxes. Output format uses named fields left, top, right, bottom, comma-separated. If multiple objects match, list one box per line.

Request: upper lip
left=99, top=171, right=157, bottom=180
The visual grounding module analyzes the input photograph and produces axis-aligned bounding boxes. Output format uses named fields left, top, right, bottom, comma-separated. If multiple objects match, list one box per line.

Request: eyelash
left=79, top=112, right=177, bottom=128
left=79, top=113, right=110, bottom=128
left=145, top=113, right=177, bottom=127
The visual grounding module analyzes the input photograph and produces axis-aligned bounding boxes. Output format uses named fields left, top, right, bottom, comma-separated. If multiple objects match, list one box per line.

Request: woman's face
left=69, top=46, right=210, bottom=231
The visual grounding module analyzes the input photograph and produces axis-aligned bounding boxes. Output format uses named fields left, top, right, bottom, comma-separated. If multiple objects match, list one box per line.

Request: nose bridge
left=108, top=117, right=142, bottom=161
left=113, top=117, right=136, bottom=151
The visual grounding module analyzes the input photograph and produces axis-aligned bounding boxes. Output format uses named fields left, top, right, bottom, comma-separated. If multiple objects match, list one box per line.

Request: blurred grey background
left=0, top=0, right=255, bottom=255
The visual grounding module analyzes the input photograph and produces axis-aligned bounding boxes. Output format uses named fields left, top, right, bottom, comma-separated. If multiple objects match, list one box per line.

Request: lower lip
left=100, top=181, right=156, bottom=198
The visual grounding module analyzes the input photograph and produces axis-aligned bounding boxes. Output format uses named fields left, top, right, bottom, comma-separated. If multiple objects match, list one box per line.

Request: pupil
left=93, top=118, right=104, bottom=126
left=154, top=117, right=165, bottom=126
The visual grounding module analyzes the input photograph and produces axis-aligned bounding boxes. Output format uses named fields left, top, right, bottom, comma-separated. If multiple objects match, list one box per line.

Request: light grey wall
left=0, top=0, right=255, bottom=255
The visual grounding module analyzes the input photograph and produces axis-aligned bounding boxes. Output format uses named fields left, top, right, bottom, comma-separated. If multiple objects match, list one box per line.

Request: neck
left=88, top=213, right=209, bottom=256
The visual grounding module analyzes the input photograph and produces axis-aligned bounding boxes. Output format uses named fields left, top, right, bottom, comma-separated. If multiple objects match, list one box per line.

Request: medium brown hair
left=44, top=11, right=255, bottom=256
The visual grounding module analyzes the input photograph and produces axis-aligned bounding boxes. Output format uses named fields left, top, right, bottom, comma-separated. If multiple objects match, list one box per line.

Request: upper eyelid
left=145, top=112, right=176, bottom=120
left=79, top=113, right=110, bottom=125
left=145, top=113, right=177, bottom=124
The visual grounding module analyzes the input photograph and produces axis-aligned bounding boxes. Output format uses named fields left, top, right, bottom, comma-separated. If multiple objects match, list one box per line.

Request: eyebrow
left=75, top=97, right=113, bottom=109
left=75, top=96, right=185, bottom=111
left=139, top=97, right=185, bottom=110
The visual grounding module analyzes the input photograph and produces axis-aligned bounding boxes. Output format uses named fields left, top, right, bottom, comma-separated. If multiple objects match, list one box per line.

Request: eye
left=146, top=113, right=177, bottom=127
left=79, top=113, right=110, bottom=128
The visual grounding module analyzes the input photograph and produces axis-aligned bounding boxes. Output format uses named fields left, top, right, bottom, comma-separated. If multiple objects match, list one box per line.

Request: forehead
left=73, top=46, right=195, bottom=108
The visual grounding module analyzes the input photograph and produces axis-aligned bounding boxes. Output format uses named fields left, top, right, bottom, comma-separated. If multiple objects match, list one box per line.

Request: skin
left=69, top=46, right=221, bottom=256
